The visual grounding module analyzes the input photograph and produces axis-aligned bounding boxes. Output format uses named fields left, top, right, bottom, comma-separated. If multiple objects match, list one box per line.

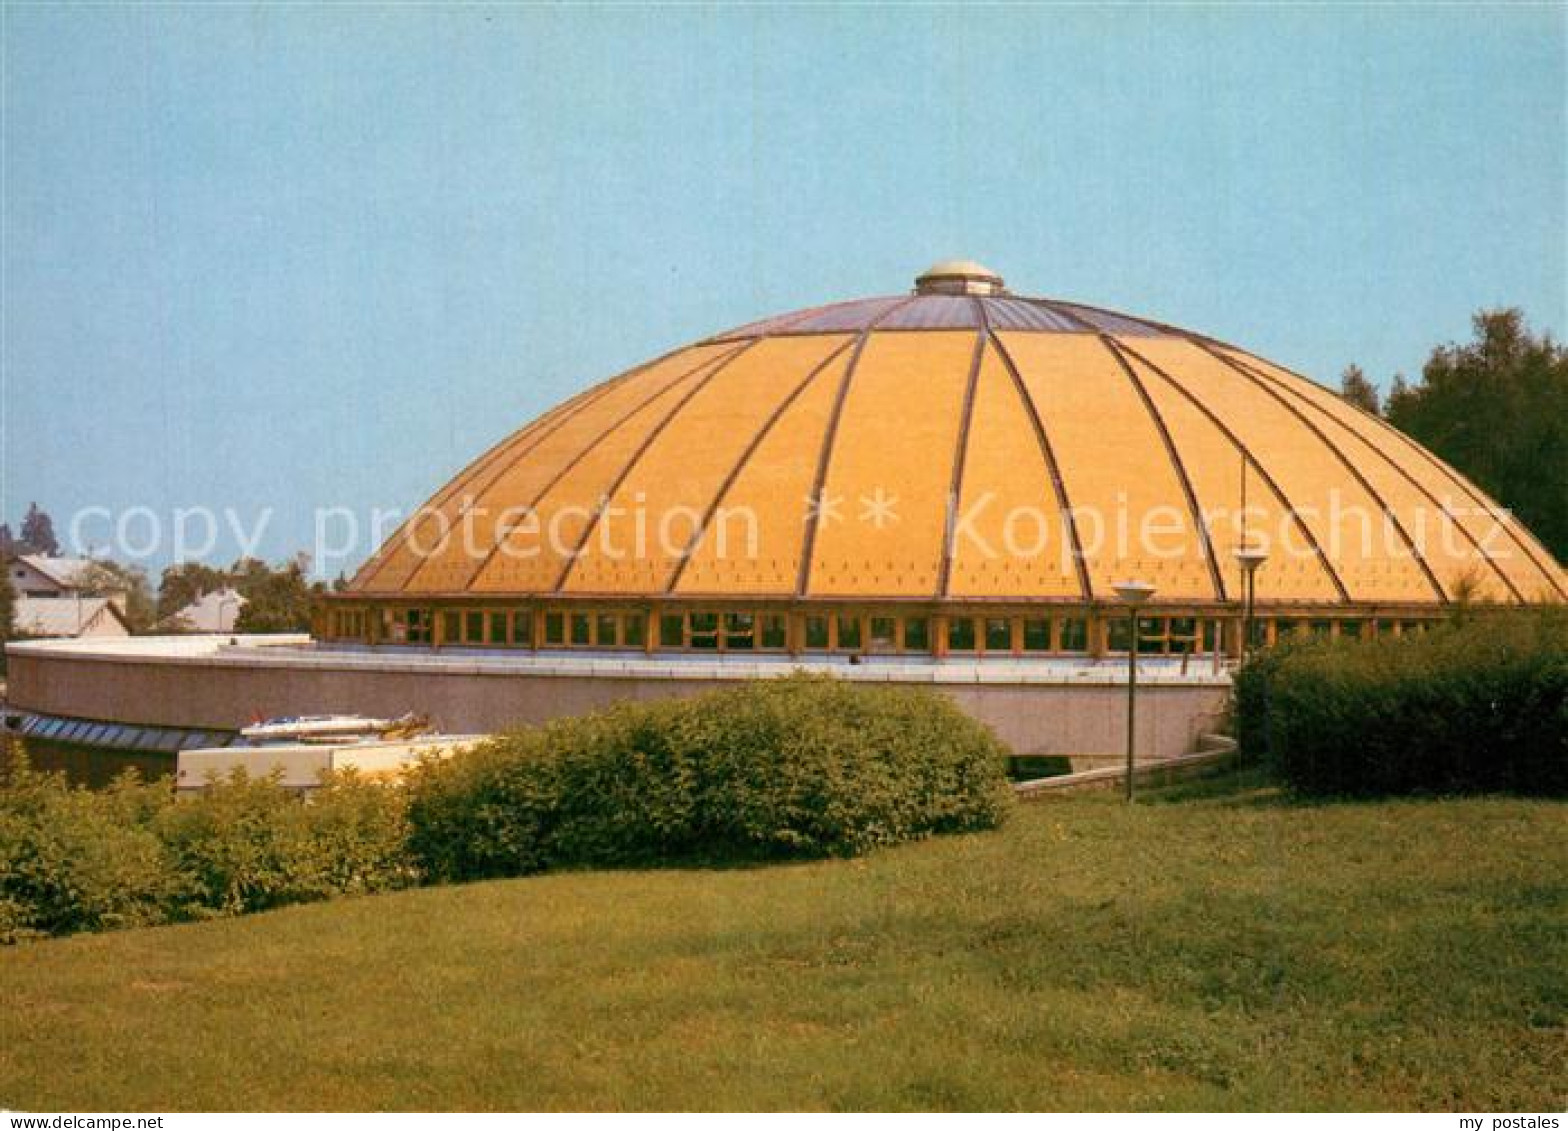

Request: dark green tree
left=0, top=557, right=15, bottom=648
left=19, top=503, right=58, bottom=556
left=1386, top=309, right=1568, bottom=562
left=157, top=561, right=234, bottom=623
left=1338, top=364, right=1380, bottom=415
left=1385, top=373, right=1416, bottom=420
left=233, top=555, right=320, bottom=633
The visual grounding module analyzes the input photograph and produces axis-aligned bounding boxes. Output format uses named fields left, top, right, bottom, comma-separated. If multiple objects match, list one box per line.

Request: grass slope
left=2, top=773, right=1564, bottom=1111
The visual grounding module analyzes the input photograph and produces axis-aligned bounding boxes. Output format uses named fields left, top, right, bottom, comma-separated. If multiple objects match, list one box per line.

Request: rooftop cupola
left=914, top=259, right=1007, bottom=296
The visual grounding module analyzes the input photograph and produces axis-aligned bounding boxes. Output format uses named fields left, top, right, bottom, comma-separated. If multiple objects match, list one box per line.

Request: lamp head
left=1233, top=545, right=1270, bottom=573
left=1112, top=580, right=1157, bottom=605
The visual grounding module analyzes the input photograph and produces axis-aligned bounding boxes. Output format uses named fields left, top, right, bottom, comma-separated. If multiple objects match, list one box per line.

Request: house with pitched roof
left=6, top=554, right=132, bottom=639
left=12, top=595, right=131, bottom=639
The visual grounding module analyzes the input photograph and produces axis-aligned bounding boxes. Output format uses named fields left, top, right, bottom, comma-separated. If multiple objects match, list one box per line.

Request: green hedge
left=406, top=673, right=1014, bottom=881
left=0, top=758, right=413, bottom=942
left=154, top=771, right=416, bottom=917
left=0, top=769, right=180, bottom=939
left=2, top=674, right=1012, bottom=939
left=1233, top=610, right=1567, bottom=796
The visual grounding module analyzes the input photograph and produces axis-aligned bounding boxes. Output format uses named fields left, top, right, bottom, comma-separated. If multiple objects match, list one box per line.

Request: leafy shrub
left=156, top=770, right=414, bottom=917
left=0, top=766, right=180, bottom=941
left=1, top=675, right=1012, bottom=938
left=1233, top=610, right=1567, bottom=796
left=406, top=673, right=1014, bottom=881
left=0, top=749, right=414, bottom=941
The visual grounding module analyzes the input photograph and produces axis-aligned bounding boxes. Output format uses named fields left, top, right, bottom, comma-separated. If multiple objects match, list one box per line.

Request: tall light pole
left=1233, top=547, right=1269, bottom=657
left=1113, top=580, right=1156, bottom=802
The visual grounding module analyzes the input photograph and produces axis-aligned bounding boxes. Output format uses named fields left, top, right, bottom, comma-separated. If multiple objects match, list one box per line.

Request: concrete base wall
left=5, top=638, right=1231, bottom=761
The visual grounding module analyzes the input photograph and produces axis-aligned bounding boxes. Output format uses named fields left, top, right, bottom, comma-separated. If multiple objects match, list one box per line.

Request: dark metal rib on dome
left=708, top=261, right=1172, bottom=341
left=708, top=294, right=1170, bottom=342
left=705, top=293, right=1172, bottom=341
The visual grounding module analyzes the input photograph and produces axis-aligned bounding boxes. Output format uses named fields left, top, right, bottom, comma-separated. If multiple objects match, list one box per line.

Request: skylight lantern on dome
left=913, top=259, right=1007, bottom=296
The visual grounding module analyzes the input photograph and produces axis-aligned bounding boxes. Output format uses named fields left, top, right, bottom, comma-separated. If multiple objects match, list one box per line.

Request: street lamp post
left=1113, top=580, right=1157, bottom=802
left=1233, top=546, right=1270, bottom=657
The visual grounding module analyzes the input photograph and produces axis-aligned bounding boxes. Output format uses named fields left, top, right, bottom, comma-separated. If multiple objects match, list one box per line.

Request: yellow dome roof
left=350, top=270, right=1566, bottom=609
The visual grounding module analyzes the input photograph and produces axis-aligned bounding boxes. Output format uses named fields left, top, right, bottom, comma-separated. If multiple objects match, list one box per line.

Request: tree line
left=1336, top=308, right=1566, bottom=562
left=0, top=531, right=329, bottom=640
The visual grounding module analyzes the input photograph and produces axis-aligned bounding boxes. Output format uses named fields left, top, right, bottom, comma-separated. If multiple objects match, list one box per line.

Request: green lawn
left=2, top=772, right=1563, bottom=1111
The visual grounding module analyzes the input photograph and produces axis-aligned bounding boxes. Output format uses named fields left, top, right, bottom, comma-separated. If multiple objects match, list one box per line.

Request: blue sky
left=2, top=4, right=1563, bottom=574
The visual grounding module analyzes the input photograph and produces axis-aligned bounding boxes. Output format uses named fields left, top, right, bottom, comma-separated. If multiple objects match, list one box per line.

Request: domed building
left=323, top=261, right=1565, bottom=659
left=11, top=260, right=1565, bottom=772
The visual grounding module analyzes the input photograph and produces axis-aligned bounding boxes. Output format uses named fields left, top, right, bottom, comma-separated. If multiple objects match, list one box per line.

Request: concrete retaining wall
left=5, top=637, right=1231, bottom=761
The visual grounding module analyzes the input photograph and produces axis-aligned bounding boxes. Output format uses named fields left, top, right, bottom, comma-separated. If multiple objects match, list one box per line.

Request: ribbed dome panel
left=349, top=279, right=1566, bottom=607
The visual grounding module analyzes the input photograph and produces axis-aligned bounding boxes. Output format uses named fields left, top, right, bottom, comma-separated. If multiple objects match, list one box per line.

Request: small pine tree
left=1384, top=374, right=1415, bottom=419
left=1339, top=364, right=1381, bottom=415
left=19, top=503, right=59, bottom=556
